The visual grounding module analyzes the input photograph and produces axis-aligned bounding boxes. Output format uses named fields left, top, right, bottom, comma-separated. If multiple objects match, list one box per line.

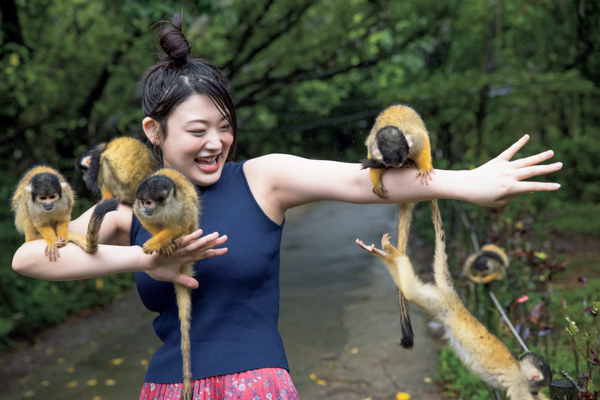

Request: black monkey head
left=135, top=175, right=176, bottom=217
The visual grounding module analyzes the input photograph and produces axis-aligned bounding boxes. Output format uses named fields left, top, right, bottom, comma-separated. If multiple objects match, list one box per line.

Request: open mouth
left=195, top=155, right=220, bottom=172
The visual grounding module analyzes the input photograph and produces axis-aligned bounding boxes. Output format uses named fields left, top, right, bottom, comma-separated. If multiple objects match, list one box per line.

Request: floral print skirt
left=139, top=367, right=299, bottom=400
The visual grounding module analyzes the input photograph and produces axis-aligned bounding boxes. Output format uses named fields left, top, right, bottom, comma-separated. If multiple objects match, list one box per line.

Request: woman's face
left=144, top=93, right=234, bottom=187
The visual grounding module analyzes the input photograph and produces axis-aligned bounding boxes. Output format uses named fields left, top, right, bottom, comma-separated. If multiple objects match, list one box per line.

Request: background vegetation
left=1, top=0, right=599, bottom=397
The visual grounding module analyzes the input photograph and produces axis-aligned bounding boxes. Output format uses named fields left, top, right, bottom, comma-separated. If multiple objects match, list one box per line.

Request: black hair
left=140, top=12, right=238, bottom=164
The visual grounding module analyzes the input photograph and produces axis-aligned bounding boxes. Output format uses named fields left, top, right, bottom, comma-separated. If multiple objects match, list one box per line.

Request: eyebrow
left=185, top=117, right=228, bottom=125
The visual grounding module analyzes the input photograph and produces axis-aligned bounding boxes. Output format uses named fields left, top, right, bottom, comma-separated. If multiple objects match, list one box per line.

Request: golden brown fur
left=12, top=166, right=117, bottom=261
left=77, top=137, right=158, bottom=204
left=356, top=201, right=551, bottom=399
left=464, top=244, right=509, bottom=284
left=362, top=104, right=434, bottom=198
left=133, top=168, right=200, bottom=400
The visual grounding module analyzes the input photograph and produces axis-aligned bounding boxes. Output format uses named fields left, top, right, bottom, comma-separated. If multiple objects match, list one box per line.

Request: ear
left=143, top=117, right=162, bottom=145
left=24, top=185, right=32, bottom=192
left=60, top=182, right=68, bottom=188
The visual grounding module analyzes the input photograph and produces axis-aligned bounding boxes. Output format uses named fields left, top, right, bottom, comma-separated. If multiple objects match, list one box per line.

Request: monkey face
left=519, top=352, right=552, bottom=393
left=37, top=193, right=60, bottom=211
left=135, top=175, right=175, bottom=219
left=146, top=94, right=234, bottom=187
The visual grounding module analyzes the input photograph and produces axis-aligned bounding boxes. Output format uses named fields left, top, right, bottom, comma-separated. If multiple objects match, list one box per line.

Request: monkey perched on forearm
left=356, top=201, right=552, bottom=399
left=77, top=136, right=158, bottom=204
left=361, top=104, right=435, bottom=199
left=360, top=105, right=436, bottom=349
left=12, top=166, right=119, bottom=261
left=133, top=168, right=201, bottom=400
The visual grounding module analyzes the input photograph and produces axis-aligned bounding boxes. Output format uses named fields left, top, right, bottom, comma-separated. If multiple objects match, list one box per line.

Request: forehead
left=171, top=93, right=226, bottom=123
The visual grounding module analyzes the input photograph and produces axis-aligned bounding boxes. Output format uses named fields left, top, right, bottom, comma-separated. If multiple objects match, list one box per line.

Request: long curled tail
left=177, top=263, right=194, bottom=400
left=396, top=203, right=416, bottom=349
left=67, top=199, right=119, bottom=253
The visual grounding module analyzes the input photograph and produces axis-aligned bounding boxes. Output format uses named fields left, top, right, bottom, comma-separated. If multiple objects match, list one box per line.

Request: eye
left=189, top=130, right=206, bottom=135
left=220, top=124, right=231, bottom=131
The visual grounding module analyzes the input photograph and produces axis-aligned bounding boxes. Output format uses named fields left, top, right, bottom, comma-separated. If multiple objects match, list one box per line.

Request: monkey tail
left=176, top=265, right=194, bottom=400
left=430, top=200, right=452, bottom=289
left=396, top=203, right=415, bottom=254
left=65, top=199, right=118, bottom=253
left=396, top=202, right=416, bottom=349
left=84, top=199, right=119, bottom=253
left=398, top=290, right=414, bottom=349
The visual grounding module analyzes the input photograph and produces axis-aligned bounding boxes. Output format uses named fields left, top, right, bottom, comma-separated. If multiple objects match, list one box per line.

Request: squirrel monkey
left=361, top=104, right=434, bottom=199
left=464, top=244, right=509, bottom=284
left=12, top=166, right=119, bottom=261
left=360, top=104, right=435, bottom=349
left=357, top=201, right=552, bottom=399
left=133, top=168, right=201, bottom=400
left=77, top=136, right=158, bottom=204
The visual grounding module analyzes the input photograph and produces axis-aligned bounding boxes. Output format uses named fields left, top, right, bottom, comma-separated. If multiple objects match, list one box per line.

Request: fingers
left=187, top=233, right=228, bottom=253
left=497, top=134, right=530, bottom=161
left=511, top=150, right=555, bottom=169
left=514, top=163, right=562, bottom=181
left=513, top=181, right=562, bottom=194
left=178, top=229, right=205, bottom=247
left=173, top=274, right=199, bottom=290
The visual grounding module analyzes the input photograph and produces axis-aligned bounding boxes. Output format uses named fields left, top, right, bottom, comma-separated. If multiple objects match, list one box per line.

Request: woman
left=12, top=14, right=561, bottom=400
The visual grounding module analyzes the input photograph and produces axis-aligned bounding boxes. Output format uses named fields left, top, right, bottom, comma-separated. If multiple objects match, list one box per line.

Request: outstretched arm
left=245, top=134, right=561, bottom=223
left=12, top=204, right=227, bottom=289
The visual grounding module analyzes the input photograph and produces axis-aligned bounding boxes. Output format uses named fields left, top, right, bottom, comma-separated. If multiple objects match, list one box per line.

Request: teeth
left=196, top=156, right=217, bottom=164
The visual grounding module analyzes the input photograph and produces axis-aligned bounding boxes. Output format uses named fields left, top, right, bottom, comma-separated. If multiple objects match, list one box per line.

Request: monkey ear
left=24, top=185, right=32, bottom=192
left=61, top=182, right=68, bottom=188
left=143, top=117, right=162, bottom=145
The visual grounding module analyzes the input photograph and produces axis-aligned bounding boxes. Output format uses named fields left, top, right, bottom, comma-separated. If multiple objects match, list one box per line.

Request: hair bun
left=158, top=13, right=191, bottom=65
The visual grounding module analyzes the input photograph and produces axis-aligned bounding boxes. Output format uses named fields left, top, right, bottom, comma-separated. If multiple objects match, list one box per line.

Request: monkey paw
left=45, top=244, right=59, bottom=262
left=356, top=238, right=389, bottom=258
left=56, top=236, right=67, bottom=248
left=142, top=242, right=158, bottom=255
left=416, top=168, right=435, bottom=185
left=372, top=186, right=389, bottom=199
left=159, top=243, right=176, bottom=257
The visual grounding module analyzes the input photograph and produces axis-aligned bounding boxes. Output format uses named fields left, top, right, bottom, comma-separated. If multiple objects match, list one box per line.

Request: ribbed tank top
left=132, top=161, right=289, bottom=383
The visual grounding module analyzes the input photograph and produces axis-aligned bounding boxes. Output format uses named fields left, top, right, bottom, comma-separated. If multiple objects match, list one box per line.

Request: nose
left=203, top=129, right=222, bottom=151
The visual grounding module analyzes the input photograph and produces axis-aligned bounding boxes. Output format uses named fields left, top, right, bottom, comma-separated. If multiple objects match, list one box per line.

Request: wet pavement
left=1, top=201, right=441, bottom=400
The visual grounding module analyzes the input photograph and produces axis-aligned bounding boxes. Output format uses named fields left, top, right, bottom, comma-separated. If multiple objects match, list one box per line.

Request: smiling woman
left=11, top=10, right=562, bottom=400
left=143, top=94, right=234, bottom=187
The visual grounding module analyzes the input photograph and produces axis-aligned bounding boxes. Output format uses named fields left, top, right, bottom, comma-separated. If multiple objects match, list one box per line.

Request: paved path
left=280, top=202, right=441, bottom=400
left=1, top=201, right=442, bottom=400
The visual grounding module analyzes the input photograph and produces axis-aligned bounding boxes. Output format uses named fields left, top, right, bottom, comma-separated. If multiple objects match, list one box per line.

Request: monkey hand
left=416, top=168, right=435, bottom=185
left=56, top=236, right=67, bottom=248
left=157, top=238, right=184, bottom=257
left=372, top=185, right=388, bottom=199
left=356, top=238, right=389, bottom=259
left=44, top=243, right=60, bottom=262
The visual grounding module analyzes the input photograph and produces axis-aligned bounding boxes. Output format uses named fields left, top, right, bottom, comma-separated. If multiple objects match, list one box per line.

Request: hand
left=463, top=134, right=562, bottom=207
left=139, top=229, right=228, bottom=289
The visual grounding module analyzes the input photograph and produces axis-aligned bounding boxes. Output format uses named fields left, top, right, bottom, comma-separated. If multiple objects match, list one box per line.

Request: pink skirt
left=139, top=367, right=299, bottom=400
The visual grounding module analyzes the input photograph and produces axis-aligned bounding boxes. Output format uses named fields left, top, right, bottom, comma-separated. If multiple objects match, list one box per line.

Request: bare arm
left=245, top=135, right=562, bottom=223
left=12, top=204, right=227, bottom=289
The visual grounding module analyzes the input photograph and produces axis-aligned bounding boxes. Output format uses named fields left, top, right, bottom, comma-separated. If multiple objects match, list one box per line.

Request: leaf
left=396, top=392, right=411, bottom=399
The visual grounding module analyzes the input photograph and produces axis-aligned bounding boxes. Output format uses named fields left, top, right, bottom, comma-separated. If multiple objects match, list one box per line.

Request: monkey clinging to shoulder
left=77, top=136, right=158, bottom=204
left=361, top=104, right=435, bottom=199
left=133, top=168, right=201, bottom=400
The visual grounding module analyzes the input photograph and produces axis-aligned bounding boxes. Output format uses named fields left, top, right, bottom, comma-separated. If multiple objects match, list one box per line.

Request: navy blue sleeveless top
left=132, top=161, right=288, bottom=383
